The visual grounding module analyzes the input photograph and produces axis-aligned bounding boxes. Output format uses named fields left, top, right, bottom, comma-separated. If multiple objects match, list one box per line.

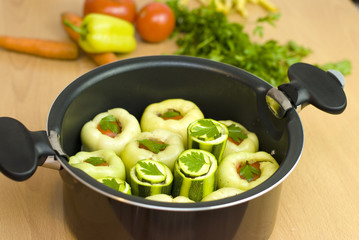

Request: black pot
left=0, top=56, right=346, bottom=240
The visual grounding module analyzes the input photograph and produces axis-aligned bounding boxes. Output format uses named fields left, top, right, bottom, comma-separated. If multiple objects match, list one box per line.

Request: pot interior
left=48, top=55, right=303, bottom=209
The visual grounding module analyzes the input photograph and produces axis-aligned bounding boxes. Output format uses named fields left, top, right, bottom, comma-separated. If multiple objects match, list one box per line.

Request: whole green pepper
left=81, top=108, right=141, bottom=156
left=217, top=151, right=279, bottom=191
left=64, top=13, right=136, bottom=53
left=69, top=149, right=126, bottom=180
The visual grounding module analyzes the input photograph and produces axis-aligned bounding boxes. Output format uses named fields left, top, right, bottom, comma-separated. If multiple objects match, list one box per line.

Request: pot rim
left=47, top=55, right=304, bottom=212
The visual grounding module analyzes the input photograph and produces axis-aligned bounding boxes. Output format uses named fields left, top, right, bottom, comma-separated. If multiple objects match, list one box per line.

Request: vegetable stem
left=63, top=19, right=87, bottom=36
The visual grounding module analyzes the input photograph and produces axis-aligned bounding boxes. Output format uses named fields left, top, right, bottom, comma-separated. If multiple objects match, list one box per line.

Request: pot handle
left=266, top=63, right=347, bottom=118
left=0, top=117, right=56, bottom=181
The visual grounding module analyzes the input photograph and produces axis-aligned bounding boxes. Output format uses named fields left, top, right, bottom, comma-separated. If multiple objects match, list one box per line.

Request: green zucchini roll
left=201, top=187, right=244, bottom=202
left=120, top=129, right=184, bottom=178
left=130, top=159, right=173, bottom=198
left=69, top=150, right=126, bottom=180
left=140, top=99, right=204, bottom=144
left=97, top=177, right=132, bottom=195
left=187, top=119, right=228, bottom=163
left=172, top=149, right=218, bottom=202
left=146, top=194, right=195, bottom=203
left=217, top=151, right=279, bottom=191
left=81, top=108, right=141, bottom=156
left=220, top=120, right=259, bottom=158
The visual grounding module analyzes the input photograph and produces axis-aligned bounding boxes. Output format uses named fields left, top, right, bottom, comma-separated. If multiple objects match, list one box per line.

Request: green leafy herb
left=239, top=162, right=260, bottom=182
left=138, top=161, right=164, bottom=176
left=179, top=151, right=207, bottom=173
left=191, top=119, right=220, bottom=139
left=167, top=0, right=351, bottom=86
left=99, top=115, right=120, bottom=134
left=258, top=12, right=280, bottom=25
left=317, top=59, right=352, bottom=75
left=84, top=157, right=106, bottom=166
left=138, top=139, right=169, bottom=154
left=161, top=110, right=181, bottom=119
left=227, top=124, right=248, bottom=142
left=102, top=178, right=121, bottom=190
left=253, top=12, right=281, bottom=37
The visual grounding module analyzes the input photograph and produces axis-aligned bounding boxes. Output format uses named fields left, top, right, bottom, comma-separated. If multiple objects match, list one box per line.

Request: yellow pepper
left=64, top=13, right=136, bottom=53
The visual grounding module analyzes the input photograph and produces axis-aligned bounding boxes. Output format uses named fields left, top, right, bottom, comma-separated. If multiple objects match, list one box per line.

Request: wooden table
left=1, top=0, right=359, bottom=239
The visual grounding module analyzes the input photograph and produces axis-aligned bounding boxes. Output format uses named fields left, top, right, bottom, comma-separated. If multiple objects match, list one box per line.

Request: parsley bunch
left=167, top=0, right=350, bottom=86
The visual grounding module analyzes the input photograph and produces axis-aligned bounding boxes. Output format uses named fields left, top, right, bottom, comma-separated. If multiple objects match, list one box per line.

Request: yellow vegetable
left=197, top=0, right=278, bottom=17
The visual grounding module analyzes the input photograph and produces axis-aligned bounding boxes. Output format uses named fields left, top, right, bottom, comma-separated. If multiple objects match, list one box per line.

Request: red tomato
left=135, top=2, right=175, bottom=43
left=83, top=0, right=136, bottom=23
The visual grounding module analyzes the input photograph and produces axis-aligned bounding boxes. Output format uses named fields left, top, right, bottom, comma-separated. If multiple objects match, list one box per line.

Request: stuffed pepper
left=201, top=187, right=244, bottom=202
left=120, top=129, right=184, bottom=178
left=172, top=149, right=218, bottom=202
left=69, top=149, right=126, bottom=180
left=81, top=108, right=141, bottom=156
left=130, top=159, right=173, bottom=198
left=220, top=120, right=259, bottom=158
left=217, top=151, right=279, bottom=191
left=97, top=177, right=132, bottom=195
left=187, top=119, right=228, bottom=163
left=140, top=99, right=204, bottom=144
left=146, top=194, right=194, bottom=203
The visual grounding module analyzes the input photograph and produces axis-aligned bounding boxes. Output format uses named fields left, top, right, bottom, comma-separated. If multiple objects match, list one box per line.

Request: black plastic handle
left=278, top=63, right=347, bottom=114
left=0, top=117, right=55, bottom=181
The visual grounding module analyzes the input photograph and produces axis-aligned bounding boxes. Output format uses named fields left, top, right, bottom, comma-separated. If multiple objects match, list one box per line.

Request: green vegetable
left=140, top=98, right=204, bottom=144
left=253, top=12, right=281, bottom=37
left=317, top=59, right=352, bottom=76
left=81, top=108, right=141, bottom=156
left=217, top=151, right=279, bottom=191
left=97, top=177, right=132, bottom=195
left=146, top=194, right=195, bottom=203
left=130, top=159, right=173, bottom=197
left=102, top=178, right=121, bottom=189
left=120, top=129, right=184, bottom=178
left=227, top=124, right=248, bottom=142
left=178, top=150, right=210, bottom=177
left=167, top=0, right=351, bottom=86
left=161, top=110, right=181, bottom=119
left=84, top=156, right=106, bottom=166
left=201, top=187, right=244, bottom=202
left=69, top=150, right=126, bottom=180
left=137, top=139, right=169, bottom=154
left=187, top=119, right=228, bottom=163
left=172, top=149, right=218, bottom=202
left=99, top=115, right=120, bottom=134
left=220, top=120, right=259, bottom=158
left=136, top=160, right=166, bottom=183
left=239, top=162, right=260, bottom=182
left=63, top=13, right=136, bottom=53
left=190, top=119, right=221, bottom=140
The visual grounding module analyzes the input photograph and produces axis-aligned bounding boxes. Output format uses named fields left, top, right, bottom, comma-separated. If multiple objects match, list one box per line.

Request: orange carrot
left=0, top=36, right=78, bottom=60
left=61, top=12, right=119, bottom=66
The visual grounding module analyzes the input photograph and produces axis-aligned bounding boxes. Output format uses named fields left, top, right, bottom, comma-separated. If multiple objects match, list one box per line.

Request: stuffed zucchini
left=220, top=120, right=259, bottom=158
left=120, top=129, right=184, bottom=178
left=187, top=119, right=228, bottom=163
left=69, top=150, right=126, bottom=180
left=140, top=99, right=204, bottom=144
left=81, top=108, right=141, bottom=155
left=217, top=151, right=279, bottom=191
left=97, top=177, right=132, bottom=195
left=130, top=159, right=173, bottom=198
left=146, top=194, right=195, bottom=203
left=172, top=149, right=218, bottom=202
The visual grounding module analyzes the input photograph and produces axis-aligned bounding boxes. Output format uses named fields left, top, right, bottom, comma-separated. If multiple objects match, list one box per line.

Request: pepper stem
left=63, top=19, right=87, bottom=36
